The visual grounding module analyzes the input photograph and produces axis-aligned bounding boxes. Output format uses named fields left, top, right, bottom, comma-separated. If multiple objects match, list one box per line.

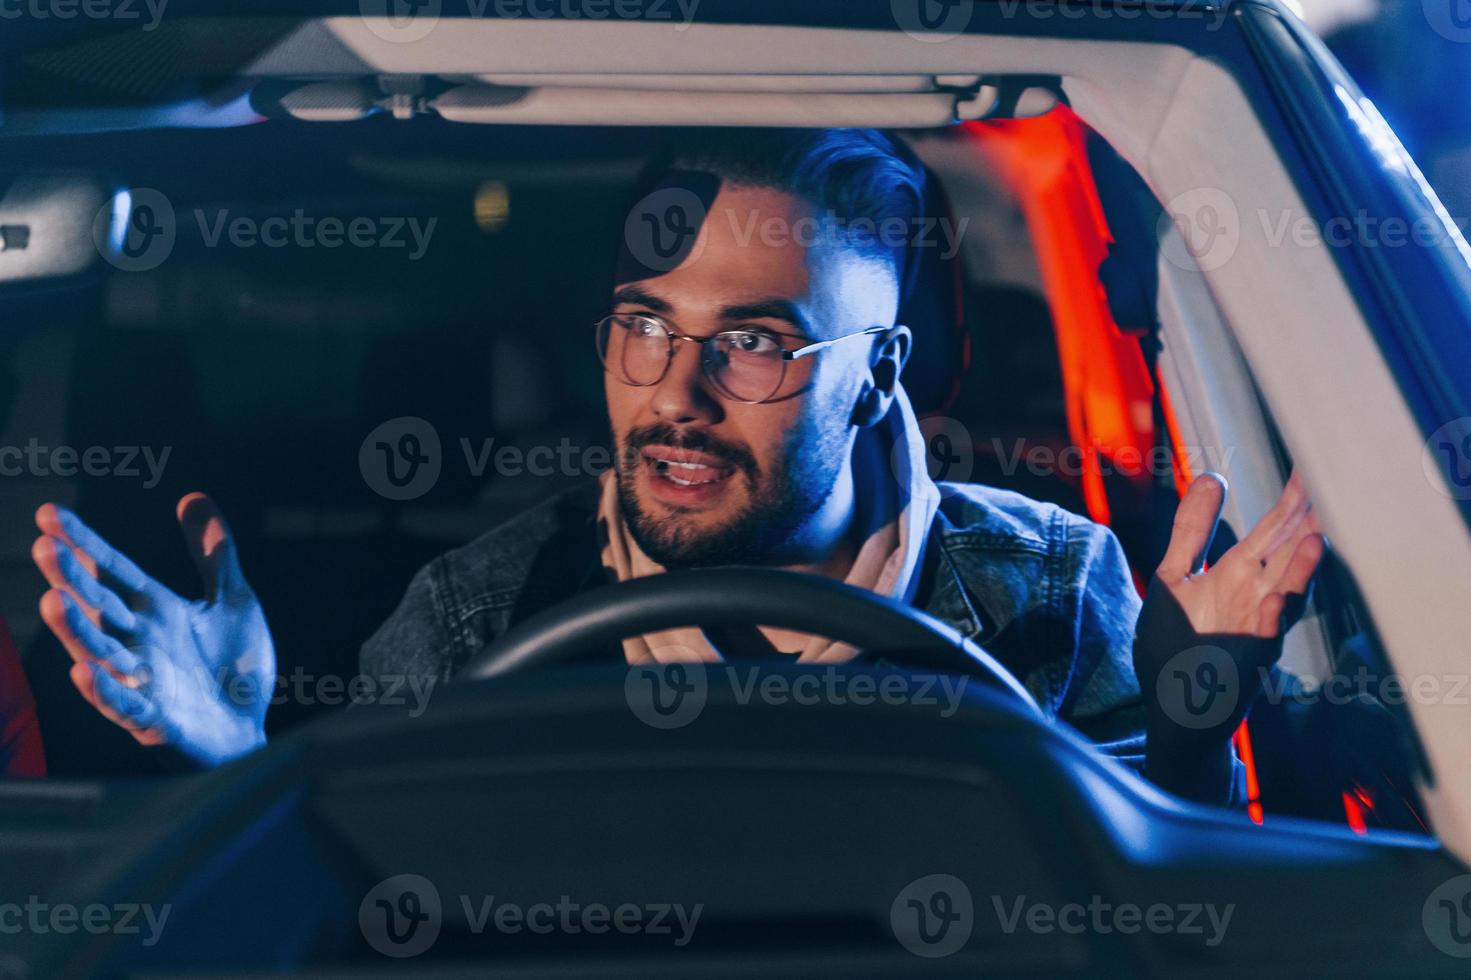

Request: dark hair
left=653, top=127, right=929, bottom=274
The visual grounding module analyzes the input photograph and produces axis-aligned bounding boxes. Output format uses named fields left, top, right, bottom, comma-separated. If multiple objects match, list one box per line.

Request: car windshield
left=0, top=105, right=1425, bottom=834
left=7, top=5, right=1471, bottom=976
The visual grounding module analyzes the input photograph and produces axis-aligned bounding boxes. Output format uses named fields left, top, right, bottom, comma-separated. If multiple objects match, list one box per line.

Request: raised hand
left=32, top=494, right=275, bottom=767
left=1155, top=471, right=1324, bottom=640
left=1133, top=471, right=1326, bottom=802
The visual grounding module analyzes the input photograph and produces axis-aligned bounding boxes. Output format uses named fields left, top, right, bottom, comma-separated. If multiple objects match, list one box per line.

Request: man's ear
left=850, top=325, right=912, bottom=428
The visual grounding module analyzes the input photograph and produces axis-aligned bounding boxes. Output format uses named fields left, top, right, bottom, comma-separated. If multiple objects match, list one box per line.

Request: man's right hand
left=31, top=493, right=275, bottom=767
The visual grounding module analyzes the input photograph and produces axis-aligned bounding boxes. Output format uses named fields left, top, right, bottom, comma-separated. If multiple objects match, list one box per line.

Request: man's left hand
left=1133, top=470, right=1326, bottom=802
left=1157, top=471, right=1324, bottom=638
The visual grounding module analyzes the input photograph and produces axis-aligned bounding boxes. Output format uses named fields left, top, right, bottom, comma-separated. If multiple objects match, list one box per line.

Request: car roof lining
left=7, top=19, right=1194, bottom=140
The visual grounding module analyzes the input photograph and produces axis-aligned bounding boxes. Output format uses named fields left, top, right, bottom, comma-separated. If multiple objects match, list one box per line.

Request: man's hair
left=647, top=127, right=929, bottom=273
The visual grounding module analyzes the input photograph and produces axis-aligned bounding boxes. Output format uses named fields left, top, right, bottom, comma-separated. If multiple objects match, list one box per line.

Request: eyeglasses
left=595, top=313, right=890, bottom=405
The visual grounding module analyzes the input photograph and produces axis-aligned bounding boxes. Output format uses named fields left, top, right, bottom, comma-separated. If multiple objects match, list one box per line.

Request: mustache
left=620, top=423, right=759, bottom=479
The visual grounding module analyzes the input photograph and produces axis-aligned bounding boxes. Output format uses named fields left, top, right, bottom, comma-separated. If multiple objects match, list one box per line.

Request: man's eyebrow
left=611, top=285, right=670, bottom=313
left=718, top=299, right=813, bottom=336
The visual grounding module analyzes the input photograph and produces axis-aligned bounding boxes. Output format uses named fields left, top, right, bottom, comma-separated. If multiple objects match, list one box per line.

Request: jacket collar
left=915, top=512, right=985, bottom=641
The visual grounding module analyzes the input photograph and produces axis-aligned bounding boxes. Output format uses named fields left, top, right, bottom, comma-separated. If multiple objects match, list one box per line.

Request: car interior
left=1, top=10, right=1466, bottom=977
left=0, top=102, right=1429, bottom=834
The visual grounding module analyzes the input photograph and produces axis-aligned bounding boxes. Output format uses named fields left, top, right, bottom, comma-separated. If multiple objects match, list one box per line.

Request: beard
left=615, top=414, right=849, bottom=569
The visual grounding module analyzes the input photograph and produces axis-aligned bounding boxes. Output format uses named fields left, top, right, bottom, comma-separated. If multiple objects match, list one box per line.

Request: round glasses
left=595, top=313, right=888, bottom=405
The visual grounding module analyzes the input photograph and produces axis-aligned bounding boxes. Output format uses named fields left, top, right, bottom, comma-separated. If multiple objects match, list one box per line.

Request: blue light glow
left=1335, top=84, right=1471, bottom=271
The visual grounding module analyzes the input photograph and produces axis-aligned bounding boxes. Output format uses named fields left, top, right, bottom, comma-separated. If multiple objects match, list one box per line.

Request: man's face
left=606, top=183, right=900, bottom=569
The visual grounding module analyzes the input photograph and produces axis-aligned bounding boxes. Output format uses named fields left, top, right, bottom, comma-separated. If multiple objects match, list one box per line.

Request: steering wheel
left=460, top=568, right=1041, bottom=715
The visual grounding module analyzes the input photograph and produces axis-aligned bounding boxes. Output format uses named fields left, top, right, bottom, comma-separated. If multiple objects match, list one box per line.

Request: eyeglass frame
left=594, top=312, right=894, bottom=405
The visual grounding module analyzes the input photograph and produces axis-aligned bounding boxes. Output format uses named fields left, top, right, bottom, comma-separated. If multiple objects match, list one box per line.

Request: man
left=28, top=129, right=1323, bottom=804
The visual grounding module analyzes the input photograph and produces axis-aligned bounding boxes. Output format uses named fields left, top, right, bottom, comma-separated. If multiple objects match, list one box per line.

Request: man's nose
left=651, top=340, right=721, bottom=424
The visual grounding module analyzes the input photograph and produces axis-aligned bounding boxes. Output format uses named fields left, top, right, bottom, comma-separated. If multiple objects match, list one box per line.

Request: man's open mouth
left=641, top=447, right=737, bottom=487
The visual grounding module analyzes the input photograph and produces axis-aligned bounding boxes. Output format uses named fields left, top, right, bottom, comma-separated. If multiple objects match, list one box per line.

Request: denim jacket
left=360, top=480, right=1149, bottom=769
